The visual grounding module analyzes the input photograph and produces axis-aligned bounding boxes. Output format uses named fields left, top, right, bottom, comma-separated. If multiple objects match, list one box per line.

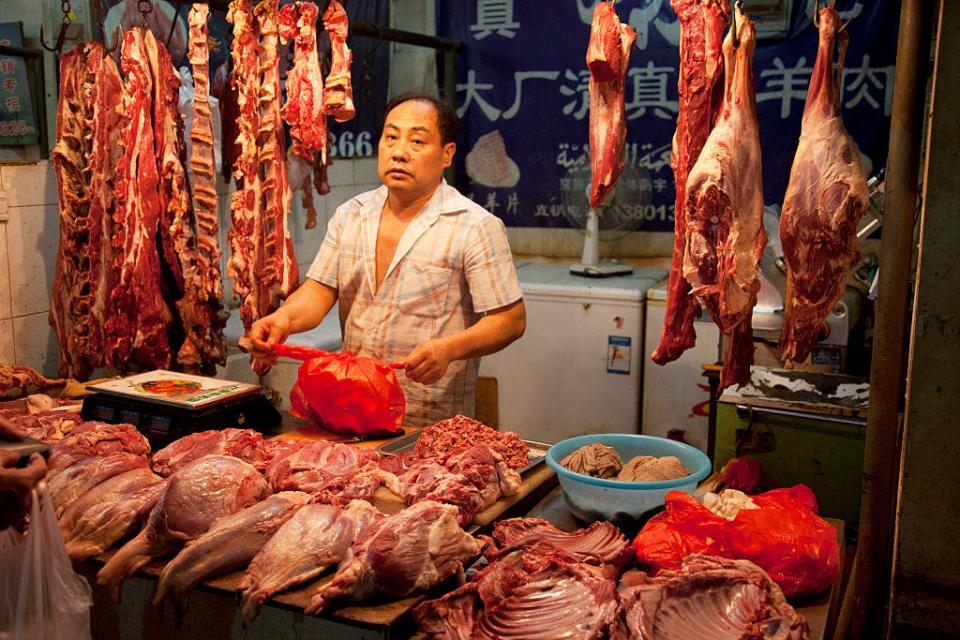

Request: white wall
left=0, top=157, right=381, bottom=377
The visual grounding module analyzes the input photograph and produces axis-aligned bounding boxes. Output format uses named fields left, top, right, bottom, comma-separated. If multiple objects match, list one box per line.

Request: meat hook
left=39, top=22, right=70, bottom=52
left=731, top=0, right=740, bottom=48
left=104, top=25, right=123, bottom=54
left=167, top=1, right=183, bottom=49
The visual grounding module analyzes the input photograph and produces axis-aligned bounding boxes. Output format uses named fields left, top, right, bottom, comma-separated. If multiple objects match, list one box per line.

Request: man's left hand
left=404, top=338, right=454, bottom=385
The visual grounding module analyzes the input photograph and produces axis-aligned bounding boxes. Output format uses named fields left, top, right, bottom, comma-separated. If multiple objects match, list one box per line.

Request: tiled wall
left=0, top=157, right=381, bottom=377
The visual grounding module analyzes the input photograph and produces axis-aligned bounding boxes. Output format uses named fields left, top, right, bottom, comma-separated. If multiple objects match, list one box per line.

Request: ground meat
left=415, top=415, right=530, bottom=470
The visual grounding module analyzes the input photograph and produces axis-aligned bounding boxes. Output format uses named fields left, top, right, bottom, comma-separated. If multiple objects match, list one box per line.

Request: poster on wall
left=98, top=0, right=388, bottom=158
left=438, top=0, right=900, bottom=231
left=0, top=22, right=40, bottom=146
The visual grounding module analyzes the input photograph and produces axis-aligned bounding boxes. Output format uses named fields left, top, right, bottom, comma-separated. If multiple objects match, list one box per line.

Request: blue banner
left=438, top=1, right=899, bottom=231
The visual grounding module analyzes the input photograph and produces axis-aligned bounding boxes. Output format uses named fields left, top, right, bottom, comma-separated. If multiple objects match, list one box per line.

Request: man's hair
left=383, top=92, right=459, bottom=145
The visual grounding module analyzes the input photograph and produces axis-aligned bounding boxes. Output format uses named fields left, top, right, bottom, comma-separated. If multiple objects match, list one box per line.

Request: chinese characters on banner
left=0, top=22, right=39, bottom=146
left=438, top=1, right=898, bottom=230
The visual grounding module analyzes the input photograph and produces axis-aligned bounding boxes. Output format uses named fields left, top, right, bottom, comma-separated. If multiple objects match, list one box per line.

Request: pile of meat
left=414, top=415, right=531, bottom=470
left=49, top=1, right=357, bottom=379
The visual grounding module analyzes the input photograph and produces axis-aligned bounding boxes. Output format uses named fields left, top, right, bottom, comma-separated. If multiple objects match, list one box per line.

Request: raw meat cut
left=305, top=501, right=480, bottom=614
left=47, top=422, right=151, bottom=474
left=97, top=455, right=269, bottom=599
left=278, top=1, right=328, bottom=159
left=321, top=0, right=355, bottom=122
left=0, top=365, right=64, bottom=397
left=587, top=1, right=636, bottom=207
left=155, top=491, right=311, bottom=612
left=313, top=152, right=331, bottom=196
left=681, top=7, right=765, bottom=389
left=615, top=554, right=809, bottom=639
left=105, top=28, right=174, bottom=371
left=779, top=6, right=868, bottom=365
left=414, top=542, right=620, bottom=640
left=238, top=499, right=383, bottom=621
left=151, top=428, right=267, bottom=476
left=9, top=410, right=84, bottom=442
left=254, top=0, right=299, bottom=316
left=310, top=466, right=389, bottom=506
left=288, top=149, right=319, bottom=229
left=265, top=440, right=381, bottom=493
left=487, top=517, right=631, bottom=566
left=444, top=445, right=521, bottom=508
left=49, top=451, right=148, bottom=517
left=61, top=469, right=166, bottom=562
left=652, top=0, right=728, bottom=365
left=415, top=415, right=530, bottom=469
left=49, top=43, right=123, bottom=380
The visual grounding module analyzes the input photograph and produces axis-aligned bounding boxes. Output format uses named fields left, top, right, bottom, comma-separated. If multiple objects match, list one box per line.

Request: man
left=0, top=416, right=47, bottom=530
left=249, top=93, right=526, bottom=427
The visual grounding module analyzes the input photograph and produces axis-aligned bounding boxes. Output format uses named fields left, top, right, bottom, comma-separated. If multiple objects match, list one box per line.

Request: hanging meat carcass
left=651, top=0, right=728, bottom=365
left=50, top=43, right=123, bottom=379
left=681, top=7, right=766, bottom=390
left=278, top=1, right=328, bottom=160
left=587, top=1, right=636, bottom=208
left=779, top=6, right=868, bottom=365
left=322, top=0, right=355, bottom=122
left=105, top=29, right=174, bottom=371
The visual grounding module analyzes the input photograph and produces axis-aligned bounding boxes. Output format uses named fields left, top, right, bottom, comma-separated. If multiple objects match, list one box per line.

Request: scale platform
left=81, top=370, right=282, bottom=448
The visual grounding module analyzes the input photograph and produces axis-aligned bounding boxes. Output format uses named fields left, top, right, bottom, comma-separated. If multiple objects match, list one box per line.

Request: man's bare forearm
left=443, top=299, right=526, bottom=361
left=277, top=279, right=338, bottom=334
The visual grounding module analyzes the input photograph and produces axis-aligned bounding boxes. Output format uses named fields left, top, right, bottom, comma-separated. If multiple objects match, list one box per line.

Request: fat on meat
left=779, top=6, right=868, bottom=365
left=587, top=1, right=636, bottom=207
left=652, top=0, right=728, bottom=365
left=97, top=455, right=269, bottom=599
left=154, top=491, right=312, bottom=612
left=681, top=7, right=766, bottom=389
left=61, top=469, right=166, bottom=562
left=48, top=451, right=148, bottom=517
left=305, top=501, right=479, bottom=615
left=238, top=499, right=383, bottom=621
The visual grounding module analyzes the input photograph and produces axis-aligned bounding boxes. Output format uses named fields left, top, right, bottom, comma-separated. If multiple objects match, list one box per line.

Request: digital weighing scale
left=81, top=370, right=282, bottom=448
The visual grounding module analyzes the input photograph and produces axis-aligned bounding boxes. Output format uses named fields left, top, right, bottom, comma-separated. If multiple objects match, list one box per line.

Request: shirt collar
left=359, top=179, right=467, bottom=220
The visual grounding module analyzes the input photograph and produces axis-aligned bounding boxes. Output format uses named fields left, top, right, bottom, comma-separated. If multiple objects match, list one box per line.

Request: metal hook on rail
left=137, top=0, right=155, bottom=28
left=167, top=1, right=183, bottom=49
left=104, top=26, right=123, bottom=54
left=41, top=0, right=74, bottom=52
left=731, top=0, right=741, bottom=48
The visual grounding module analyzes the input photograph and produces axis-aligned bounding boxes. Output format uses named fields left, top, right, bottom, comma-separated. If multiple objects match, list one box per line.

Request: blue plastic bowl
left=546, top=434, right=712, bottom=528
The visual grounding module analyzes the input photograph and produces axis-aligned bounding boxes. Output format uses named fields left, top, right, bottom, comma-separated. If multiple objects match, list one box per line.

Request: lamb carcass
left=265, top=440, right=380, bottom=493
left=61, top=469, right=166, bottom=562
left=652, top=0, right=728, bottom=364
left=414, top=542, right=621, bottom=640
left=278, top=1, right=328, bottom=159
left=681, top=7, right=765, bottom=389
left=305, top=501, right=480, bottom=615
left=778, top=6, right=868, bottom=365
left=47, top=422, right=151, bottom=474
left=587, top=1, right=636, bottom=207
left=616, top=554, right=809, bottom=639
left=151, top=428, right=267, bottom=476
left=321, top=0, right=355, bottom=122
left=97, top=455, right=269, bottom=599
left=155, top=491, right=312, bottom=612
left=49, top=451, right=149, bottom=517
left=487, top=517, right=631, bottom=567
left=238, top=499, right=383, bottom=621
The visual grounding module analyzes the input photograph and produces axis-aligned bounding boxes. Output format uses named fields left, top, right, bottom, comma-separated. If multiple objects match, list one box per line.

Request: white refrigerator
left=479, top=263, right=666, bottom=444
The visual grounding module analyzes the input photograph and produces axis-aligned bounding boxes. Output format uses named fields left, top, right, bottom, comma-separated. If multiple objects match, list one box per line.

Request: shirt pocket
left=398, top=263, right=453, bottom=318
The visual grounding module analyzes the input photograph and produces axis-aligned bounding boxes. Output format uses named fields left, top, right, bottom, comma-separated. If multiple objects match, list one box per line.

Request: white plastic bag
left=0, top=482, right=92, bottom=640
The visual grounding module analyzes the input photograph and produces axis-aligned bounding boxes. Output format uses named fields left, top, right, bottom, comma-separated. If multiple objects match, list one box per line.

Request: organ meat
left=681, top=7, right=765, bottom=389
left=487, top=517, right=631, bottom=567
left=587, top=1, right=636, bottom=207
left=151, top=428, right=266, bottom=476
left=105, top=28, right=173, bottom=371
left=305, top=501, right=480, bottom=614
left=278, top=1, right=328, bottom=159
left=155, top=491, right=312, bottom=612
left=238, top=500, right=383, bottom=621
left=49, top=44, right=123, bottom=379
left=414, top=542, right=621, bottom=640
left=615, top=554, right=809, bottom=640
left=322, top=0, right=355, bottom=122
left=97, top=455, right=269, bottom=599
left=49, top=451, right=148, bottom=517
left=779, top=6, right=868, bottom=365
left=47, top=422, right=151, bottom=474
left=265, top=440, right=380, bottom=493
left=652, top=0, right=728, bottom=365
left=61, top=469, right=165, bottom=562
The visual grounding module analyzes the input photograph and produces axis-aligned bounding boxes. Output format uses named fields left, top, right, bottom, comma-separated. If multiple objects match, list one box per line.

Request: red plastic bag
left=274, top=344, right=406, bottom=437
left=632, top=485, right=840, bottom=598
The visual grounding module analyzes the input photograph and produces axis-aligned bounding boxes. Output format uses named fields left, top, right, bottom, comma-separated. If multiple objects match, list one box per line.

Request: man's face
left=378, top=100, right=456, bottom=200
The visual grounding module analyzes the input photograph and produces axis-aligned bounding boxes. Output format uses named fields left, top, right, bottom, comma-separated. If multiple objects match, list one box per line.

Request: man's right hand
left=247, top=311, right=292, bottom=358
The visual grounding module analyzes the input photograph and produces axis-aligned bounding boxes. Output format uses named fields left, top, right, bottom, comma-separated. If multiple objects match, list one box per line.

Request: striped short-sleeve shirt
left=306, top=180, right=523, bottom=428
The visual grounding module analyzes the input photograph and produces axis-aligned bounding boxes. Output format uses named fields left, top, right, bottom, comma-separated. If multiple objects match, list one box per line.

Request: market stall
left=1, top=0, right=954, bottom=638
